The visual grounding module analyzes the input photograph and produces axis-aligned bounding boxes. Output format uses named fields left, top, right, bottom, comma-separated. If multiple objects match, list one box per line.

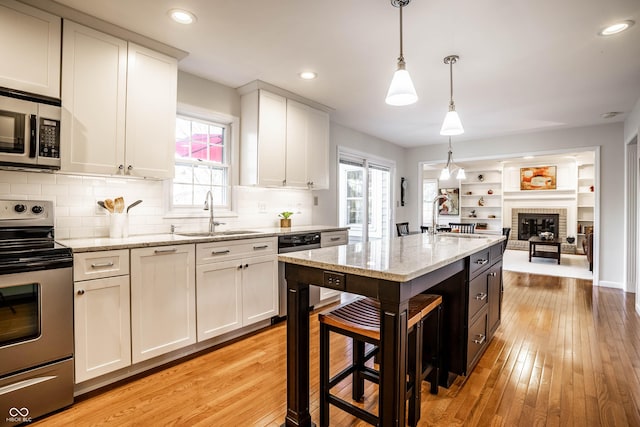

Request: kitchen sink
left=176, top=230, right=261, bottom=237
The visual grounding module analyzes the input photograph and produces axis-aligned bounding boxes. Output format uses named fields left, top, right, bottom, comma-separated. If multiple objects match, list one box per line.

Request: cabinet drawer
left=468, top=273, right=488, bottom=321
left=469, top=248, right=491, bottom=278
left=197, top=237, right=276, bottom=264
left=74, top=250, right=129, bottom=281
left=321, top=231, right=348, bottom=247
left=467, top=308, right=488, bottom=372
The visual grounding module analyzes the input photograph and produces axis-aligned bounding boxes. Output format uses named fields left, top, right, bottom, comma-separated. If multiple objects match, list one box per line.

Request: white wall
left=311, top=123, right=407, bottom=226
left=405, top=123, right=624, bottom=289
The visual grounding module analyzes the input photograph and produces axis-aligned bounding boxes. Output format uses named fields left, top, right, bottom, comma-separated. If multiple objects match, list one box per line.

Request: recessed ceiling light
left=523, top=156, right=534, bottom=160
left=601, top=111, right=623, bottom=119
left=299, top=71, right=317, bottom=80
left=598, top=20, right=634, bottom=36
left=168, top=9, right=197, bottom=25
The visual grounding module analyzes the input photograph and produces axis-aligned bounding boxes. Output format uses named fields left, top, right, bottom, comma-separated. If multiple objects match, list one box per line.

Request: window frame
left=165, top=103, right=239, bottom=219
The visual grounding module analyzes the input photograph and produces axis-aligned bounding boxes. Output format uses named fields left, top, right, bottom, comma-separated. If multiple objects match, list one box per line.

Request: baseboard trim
left=597, top=280, right=623, bottom=289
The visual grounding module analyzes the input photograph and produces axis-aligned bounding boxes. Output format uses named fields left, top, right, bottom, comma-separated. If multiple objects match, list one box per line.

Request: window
left=172, top=115, right=230, bottom=210
left=338, top=150, right=393, bottom=243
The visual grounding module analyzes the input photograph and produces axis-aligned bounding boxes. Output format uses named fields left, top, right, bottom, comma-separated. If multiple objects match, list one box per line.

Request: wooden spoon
left=114, top=197, right=125, bottom=213
left=104, top=199, right=115, bottom=213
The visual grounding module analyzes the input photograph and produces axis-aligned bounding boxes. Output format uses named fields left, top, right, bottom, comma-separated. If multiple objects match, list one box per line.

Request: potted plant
left=279, top=211, right=293, bottom=228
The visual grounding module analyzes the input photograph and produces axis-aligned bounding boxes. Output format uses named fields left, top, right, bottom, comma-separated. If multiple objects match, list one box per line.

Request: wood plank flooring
left=34, top=271, right=640, bottom=426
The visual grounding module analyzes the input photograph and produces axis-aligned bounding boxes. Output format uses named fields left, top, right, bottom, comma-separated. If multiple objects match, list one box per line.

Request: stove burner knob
left=31, top=205, right=44, bottom=214
left=14, top=204, right=26, bottom=213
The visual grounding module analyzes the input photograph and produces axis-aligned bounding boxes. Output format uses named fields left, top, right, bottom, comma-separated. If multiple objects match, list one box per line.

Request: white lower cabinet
left=130, top=245, right=196, bottom=363
left=73, top=250, right=131, bottom=383
left=196, top=238, right=278, bottom=341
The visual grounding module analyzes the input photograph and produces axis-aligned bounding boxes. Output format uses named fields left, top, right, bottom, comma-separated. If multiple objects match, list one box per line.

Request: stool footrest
left=328, top=395, right=379, bottom=426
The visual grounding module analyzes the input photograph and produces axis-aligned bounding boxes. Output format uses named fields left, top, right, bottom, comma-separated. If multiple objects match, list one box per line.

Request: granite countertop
left=278, top=233, right=505, bottom=282
left=57, top=225, right=348, bottom=252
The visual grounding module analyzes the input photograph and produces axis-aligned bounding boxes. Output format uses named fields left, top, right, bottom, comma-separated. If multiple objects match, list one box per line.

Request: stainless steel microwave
left=0, top=93, right=61, bottom=169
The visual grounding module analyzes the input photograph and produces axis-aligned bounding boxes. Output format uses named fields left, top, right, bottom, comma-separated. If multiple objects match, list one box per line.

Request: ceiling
left=52, top=0, right=640, bottom=148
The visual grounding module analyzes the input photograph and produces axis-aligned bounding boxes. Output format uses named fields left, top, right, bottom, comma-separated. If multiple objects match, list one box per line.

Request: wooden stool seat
left=319, top=294, right=443, bottom=426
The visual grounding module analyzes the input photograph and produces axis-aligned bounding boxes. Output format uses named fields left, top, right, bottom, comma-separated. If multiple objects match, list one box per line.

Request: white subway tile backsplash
left=0, top=170, right=27, bottom=184
left=27, top=173, right=56, bottom=184
left=0, top=171, right=314, bottom=238
left=42, top=184, right=69, bottom=196
left=11, top=183, right=41, bottom=194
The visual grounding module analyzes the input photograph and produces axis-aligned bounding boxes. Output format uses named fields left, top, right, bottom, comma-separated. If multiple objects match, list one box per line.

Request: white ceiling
left=52, top=0, right=640, bottom=148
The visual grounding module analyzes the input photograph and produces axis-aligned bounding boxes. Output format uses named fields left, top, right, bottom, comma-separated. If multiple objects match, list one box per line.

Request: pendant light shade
left=440, top=137, right=465, bottom=180
left=385, top=0, right=417, bottom=106
left=441, top=110, right=464, bottom=136
left=440, top=55, right=464, bottom=135
left=386, top=62, right=418, bottom=106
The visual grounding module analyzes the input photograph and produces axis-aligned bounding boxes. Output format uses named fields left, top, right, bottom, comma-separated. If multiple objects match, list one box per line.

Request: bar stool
left=318, top=294, right=443, bottom=426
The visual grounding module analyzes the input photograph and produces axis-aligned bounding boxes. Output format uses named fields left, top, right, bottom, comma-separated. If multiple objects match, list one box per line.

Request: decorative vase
left=280, top=218, right=291, bottom=228
left=567, top=236, right=575, bottom=244
left=478, top=197, right=485, bottom=206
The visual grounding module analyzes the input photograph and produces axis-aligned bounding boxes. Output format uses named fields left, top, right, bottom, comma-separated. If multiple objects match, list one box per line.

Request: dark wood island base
left=279, top=234, right=504, bottom=427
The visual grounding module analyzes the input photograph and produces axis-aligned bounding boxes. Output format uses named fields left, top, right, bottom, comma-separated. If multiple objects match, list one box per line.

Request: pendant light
left=439, top=137, right=466, bottom=180
left=385, top=0, right=418, bottom=106
left=440, top=55, right=464, bottom=135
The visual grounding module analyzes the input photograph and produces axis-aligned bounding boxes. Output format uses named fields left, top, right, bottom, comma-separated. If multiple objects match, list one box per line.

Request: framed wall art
left=520, top=166, right=557, bottom=190
left=438, top=188, right=459, bottom=215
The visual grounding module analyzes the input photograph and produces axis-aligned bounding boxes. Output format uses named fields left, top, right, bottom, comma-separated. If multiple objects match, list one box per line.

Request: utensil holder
left=109, top=213, right=129, bottom=238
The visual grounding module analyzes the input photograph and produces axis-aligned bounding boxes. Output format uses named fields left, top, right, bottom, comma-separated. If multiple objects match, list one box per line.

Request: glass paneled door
left=339, top=153, right=392, bottom=243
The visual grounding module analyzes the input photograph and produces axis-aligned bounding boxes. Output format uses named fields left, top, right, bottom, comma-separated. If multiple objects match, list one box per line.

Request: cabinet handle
left=282, top=179, right=286, bottom=185
left=118, top=164, right=124, bottom=171
left=244, top=263, right=249, bottom=269
left=475, top=259, right=488, bottom=265
left=330, top=237, right=341, bottom=241
left=211, top=249, right=230, bottom=255
left=77, top=289, right=85, bottom=295
left=127, top=165, right=133, bottom=171
left=473, top=334, right=486, bottom=345
left=154, top=248, right=177, bottom=254
left=475, top=292, right=487, bottom=301
left=489, top=272, right=497, bottom=277
left=237, top=265, right=243, bottom=270
left=253, top=245, right=269, bottom=250
left=91, top=262, right=114, bottom=268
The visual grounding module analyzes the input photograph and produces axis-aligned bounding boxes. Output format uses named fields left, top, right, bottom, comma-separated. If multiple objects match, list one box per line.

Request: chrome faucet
left=204, top=190, right=224, bottom=234
left=430, top=194, right=451, bottom=235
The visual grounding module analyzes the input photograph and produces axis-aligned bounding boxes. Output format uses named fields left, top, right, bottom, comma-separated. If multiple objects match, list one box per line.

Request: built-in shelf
left=458, top=169, right=503, bottom=233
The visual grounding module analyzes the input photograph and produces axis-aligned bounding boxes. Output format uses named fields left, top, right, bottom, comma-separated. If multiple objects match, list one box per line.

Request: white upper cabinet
left=240, top=86, right=330, bottom=189
left=0, top=0, right=61, bottom=98
left=124, top=43, right=177, bottom=179
left=61, top=21, right=177, bottom=178
left=61, top=22, right=127, bottom=175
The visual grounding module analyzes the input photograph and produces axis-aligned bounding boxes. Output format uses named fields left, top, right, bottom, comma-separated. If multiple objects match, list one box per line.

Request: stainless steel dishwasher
left=277, top=232, right=321, bottom=317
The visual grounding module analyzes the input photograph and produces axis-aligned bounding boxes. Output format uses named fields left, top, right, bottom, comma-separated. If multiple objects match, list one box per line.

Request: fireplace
left=518, top=213, right=559, bottom=240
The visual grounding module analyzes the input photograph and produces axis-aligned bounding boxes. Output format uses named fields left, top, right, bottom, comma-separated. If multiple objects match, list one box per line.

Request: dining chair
left=501, top=227, right=511, bottom=253
left=396, top=222, right=410, bottom=236
left=448, top=222, right=476, bottom=233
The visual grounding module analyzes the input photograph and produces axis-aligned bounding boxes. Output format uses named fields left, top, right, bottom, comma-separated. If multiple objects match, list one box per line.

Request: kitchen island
left=278, top=232, right=504, bottom=427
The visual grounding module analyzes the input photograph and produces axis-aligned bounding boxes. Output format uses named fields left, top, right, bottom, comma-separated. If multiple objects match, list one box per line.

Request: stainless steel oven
left=0, top=91, right=61, bottom=170
left=0, top=200, right=73, bottom=426
left=278, top=232, right=321, bottom=317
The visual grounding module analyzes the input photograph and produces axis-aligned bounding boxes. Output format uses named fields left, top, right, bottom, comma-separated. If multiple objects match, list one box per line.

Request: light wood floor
left=34, top=271, right=640, bottom=426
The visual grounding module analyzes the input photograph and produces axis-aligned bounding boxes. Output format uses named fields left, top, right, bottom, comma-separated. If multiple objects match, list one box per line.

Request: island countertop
left=278, top=232, right=505, bottom=283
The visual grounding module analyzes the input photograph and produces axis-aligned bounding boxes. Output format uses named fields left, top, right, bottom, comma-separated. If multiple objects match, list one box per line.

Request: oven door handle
left=29, top=114, right=37, bottom=158
left=21, top=258, right=72, bottom=270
